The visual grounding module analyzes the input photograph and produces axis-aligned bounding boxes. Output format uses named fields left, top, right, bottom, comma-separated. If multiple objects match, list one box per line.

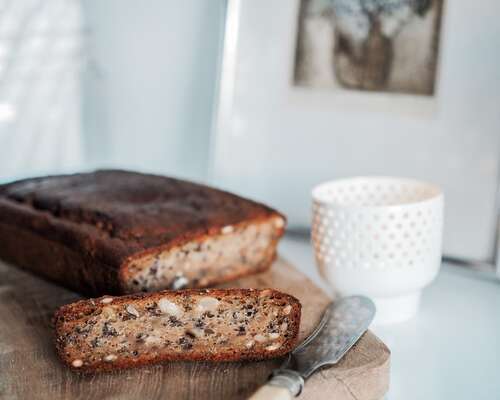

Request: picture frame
left=209, top=0, right=500, bottom=269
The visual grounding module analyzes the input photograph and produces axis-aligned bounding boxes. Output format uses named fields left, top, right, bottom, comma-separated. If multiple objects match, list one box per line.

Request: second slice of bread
left=54, top=288, right=301, bottom=373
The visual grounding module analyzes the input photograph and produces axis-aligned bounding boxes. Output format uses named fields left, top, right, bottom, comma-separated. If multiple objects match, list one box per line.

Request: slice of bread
left=54, top=288, right=301, bottom=373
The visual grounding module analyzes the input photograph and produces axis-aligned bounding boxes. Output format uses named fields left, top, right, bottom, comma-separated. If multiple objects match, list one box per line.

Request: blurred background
left=0, top=0, right=499, bottom=267
left=0, top=0, right=222, bottom=182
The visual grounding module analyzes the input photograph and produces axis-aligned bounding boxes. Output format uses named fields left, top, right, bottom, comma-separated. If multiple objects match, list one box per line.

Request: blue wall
left=82, top=1, right=225, bottom=181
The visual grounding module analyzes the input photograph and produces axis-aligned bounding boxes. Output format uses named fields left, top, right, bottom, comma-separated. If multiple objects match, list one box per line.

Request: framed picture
left=294, top=0, right=443, bottom=96
left=209, top=0, right=500, bottom=267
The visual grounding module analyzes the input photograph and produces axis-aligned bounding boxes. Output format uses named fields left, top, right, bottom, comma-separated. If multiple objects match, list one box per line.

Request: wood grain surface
left=0, top=258, right=390, bottom=400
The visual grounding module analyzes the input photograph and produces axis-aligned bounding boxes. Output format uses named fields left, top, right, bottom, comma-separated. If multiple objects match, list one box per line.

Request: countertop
left=280, top=234, right=500, bottom=400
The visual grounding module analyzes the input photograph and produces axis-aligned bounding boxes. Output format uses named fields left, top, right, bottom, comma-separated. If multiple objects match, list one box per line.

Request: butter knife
left=249, top=296, right=376, bottom=399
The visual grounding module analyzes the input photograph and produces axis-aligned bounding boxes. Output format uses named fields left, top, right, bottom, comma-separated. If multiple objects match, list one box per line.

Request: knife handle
left=248, top=369, right=304, bottom=400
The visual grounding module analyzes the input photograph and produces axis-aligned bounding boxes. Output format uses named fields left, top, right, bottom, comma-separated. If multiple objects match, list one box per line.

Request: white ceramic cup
left=312, top=177, right=444, bottom=325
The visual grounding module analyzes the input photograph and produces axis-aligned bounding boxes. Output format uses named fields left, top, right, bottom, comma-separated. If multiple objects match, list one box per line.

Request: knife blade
left=249, top=296, right=375, bottom=399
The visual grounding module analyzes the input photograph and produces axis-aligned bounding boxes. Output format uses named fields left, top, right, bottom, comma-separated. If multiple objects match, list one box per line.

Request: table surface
left=0, top=257, right=388, bottom=400
left=280, top=235, right=500, bottom=400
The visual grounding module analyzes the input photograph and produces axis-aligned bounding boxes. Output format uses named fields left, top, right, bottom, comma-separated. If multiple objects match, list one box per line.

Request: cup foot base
left=371, top=292, right=421, bottom=326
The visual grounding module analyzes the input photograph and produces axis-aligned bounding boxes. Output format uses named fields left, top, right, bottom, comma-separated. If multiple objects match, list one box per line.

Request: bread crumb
left=187, top=327, right=204, bottom=338
left=221, top=225, right=234, bottom=235
left=158, top=298, right=182, bottom=317
left=196, top=297, right=220, bottom=313
left=266, top=343, right=282, bottom=351
left=254, top=334, right=267, bottom=343
left=283, top=305, right=292, bottom=315
left=126, top=305, right=140, bottom=318
left=104, top=354, right=117, bottom=362
left=274, top=217, right=285, bottom=229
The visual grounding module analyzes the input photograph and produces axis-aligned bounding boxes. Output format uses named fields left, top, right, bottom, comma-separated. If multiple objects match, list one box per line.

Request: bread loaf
left=0, top=170, right=286, bottom=295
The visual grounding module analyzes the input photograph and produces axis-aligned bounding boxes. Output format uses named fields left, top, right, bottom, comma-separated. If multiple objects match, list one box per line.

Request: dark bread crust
left=0, top=221, right=123, bottom=295
left=0, top=170, right=285, bottom=295
left=53, top=288, right=301, bottom=373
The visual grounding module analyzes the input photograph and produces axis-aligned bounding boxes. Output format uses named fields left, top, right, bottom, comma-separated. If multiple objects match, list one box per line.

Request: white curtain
left=0, top=0, right=84, bottom=182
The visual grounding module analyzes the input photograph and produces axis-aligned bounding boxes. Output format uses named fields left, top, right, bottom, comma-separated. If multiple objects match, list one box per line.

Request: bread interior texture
left=124, top=218, right=283, bottom=292
left=59, top=290, right=297, bottom=369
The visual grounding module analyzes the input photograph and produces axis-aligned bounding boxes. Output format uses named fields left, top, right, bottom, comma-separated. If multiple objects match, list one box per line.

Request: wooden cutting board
left=0, top=258, right=390, bottom=400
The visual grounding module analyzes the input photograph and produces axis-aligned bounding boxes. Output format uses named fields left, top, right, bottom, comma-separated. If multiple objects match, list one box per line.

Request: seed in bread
left=53, top=289, right=301, bottom=373
left=123, top=217, right=286, bottom=293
